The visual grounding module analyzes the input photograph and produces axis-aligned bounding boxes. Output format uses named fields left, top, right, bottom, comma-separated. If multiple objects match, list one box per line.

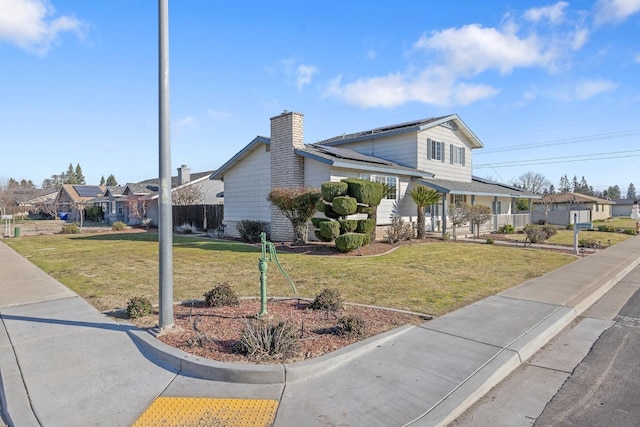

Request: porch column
left=441, top=195, right=448, bottom=238
left=493, top=196, right=498, bottom=231
left=511, top=198, right=516, bottom=228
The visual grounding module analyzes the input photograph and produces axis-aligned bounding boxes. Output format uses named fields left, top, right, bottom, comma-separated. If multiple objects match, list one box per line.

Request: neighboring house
left=94, top=186, right=127, bottom=224
left=532, top=192, right=614, bottom=226
left=116, top=165, right=223, bottom=226
left=55, top=185, right=107, bottom=221
left=211, top=111, right=538, bottom=241
left=612, top=198, right=637, bottom=217
left=11, top=188, right=58, bottom=218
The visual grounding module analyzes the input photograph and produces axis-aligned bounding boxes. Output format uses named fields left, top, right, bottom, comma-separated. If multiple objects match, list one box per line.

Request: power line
left=475, top=150, right=640, bottom=169
left=475, top=129, right=640, bottom=155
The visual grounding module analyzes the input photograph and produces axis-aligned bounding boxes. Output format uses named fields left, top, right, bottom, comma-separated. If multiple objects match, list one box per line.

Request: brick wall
left=269, top=111, right=305, bottom=241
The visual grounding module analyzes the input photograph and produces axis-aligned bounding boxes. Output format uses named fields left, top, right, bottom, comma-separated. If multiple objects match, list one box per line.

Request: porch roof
left=414, top=176, right=541, bottom=199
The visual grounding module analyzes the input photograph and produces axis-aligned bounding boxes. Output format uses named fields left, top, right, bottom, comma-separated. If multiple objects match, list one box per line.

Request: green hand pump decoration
left=258, top=232, right=297, bottom=316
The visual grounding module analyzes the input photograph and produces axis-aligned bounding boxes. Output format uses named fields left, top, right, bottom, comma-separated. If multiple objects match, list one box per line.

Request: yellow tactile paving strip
left=131, top=397, right=279, bottom=427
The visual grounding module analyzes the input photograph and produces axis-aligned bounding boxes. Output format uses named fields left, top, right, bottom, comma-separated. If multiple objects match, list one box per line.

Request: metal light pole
left=158, top=0, right=174, bottom=330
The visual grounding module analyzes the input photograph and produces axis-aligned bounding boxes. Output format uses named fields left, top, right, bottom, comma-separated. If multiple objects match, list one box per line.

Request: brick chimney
left=270, top=111, right=304, bottom=241
left=177, top=165, right=190, bottom=185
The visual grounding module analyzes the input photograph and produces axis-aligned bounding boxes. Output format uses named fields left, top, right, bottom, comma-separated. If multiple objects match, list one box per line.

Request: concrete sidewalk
left=1, top=237, right=640, bottom=426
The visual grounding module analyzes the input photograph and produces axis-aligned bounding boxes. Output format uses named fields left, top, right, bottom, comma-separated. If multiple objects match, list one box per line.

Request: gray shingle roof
left=415, top=176, right=540, bottom=198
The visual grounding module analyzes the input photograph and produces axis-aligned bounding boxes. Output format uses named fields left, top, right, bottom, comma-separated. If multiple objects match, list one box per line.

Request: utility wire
left=475, top=151, right=640, bottom=169
left=475, top=129, right=640, bottom=155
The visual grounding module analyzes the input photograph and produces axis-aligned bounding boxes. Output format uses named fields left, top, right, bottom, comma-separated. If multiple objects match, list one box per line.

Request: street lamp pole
left=158, top=0, right=174, bottom=330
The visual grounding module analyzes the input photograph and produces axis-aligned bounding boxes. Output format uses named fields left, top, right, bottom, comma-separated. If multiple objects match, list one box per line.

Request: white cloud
left=524, top=2, right=569, bottom=24
left=414, top=24, right=554, bottom=75
left=207, top=109, right=231, bottom=121
left=573, top=79, right=618, bottom=99
left=323, top=4, right=593, bottom=109
left=323, top=69, right=499, bottom=108
left=174, top=116, right=198, bottom=131
left=594, top=0, right=640, bottom=24
left=0, top=0, right=86, bottom=55
left=281, top=58, right=318, bottom=90
left=296, top=64, right=318, bottom=90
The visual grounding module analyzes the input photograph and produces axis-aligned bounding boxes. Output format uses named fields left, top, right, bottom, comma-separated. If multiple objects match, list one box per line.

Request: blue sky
left=1, top=0, right=639, bottom=194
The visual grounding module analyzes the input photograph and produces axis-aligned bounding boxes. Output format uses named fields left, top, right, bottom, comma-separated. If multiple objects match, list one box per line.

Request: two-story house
left=211, top=111, right=537, bottom=241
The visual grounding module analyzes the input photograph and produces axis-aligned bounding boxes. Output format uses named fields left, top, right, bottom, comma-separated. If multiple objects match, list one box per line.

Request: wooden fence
left=172, top=204, right=224, bottom=230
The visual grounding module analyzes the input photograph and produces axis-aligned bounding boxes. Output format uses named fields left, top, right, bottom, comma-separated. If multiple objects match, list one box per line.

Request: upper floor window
left=361, top=174, right=398, bottom=200
left=450, top=145, right=466, bottom=166
left=427, top=138, right=445, bottom=162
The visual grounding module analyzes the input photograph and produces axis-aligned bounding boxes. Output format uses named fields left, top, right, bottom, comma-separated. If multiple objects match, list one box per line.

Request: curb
left=127, top=323, right=415, bottom=385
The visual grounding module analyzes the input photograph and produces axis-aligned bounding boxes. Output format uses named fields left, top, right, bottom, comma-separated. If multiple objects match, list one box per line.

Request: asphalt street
left=535, top=284, right=640, bottom=426
left=452, top=264, right=640, bottom=426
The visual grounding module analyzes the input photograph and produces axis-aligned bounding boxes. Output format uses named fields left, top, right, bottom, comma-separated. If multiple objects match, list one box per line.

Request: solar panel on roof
left=316, top=146, right=395, bottom=166
left=74, top=185, right=103, bottom=197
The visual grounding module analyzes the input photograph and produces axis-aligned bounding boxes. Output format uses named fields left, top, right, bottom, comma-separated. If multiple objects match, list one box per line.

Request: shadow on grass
left=74, top=232, right=261, bottom=253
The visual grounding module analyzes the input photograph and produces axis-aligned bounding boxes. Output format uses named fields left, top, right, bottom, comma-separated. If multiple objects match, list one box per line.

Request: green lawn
left=4, top=232, right=577, bottom=316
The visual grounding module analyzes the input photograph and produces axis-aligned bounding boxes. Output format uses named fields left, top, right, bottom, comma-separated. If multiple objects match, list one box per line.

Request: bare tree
left=511, top=171, right=550, bottom=194
left=449, top=203, right=469, bottom=240
left=128, top=196, right=153, bottom=227
left=466, top=205, right=492, bottom=238
left=172, top=185, right=205, bottom=205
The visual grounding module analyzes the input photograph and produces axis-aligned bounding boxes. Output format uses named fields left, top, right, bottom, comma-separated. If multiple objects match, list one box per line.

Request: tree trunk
left=417, top=208, right=425, bottom=239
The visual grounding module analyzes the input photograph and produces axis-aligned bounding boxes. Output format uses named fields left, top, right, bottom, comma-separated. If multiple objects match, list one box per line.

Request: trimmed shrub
left=524, top=224, right=557, bottom=243
left=336, top=315, right=366, bottom=337
left=597, top=224, right=616, bottom=233
left=236, top=318, right=300, bottom=362
left=335, top=233, right=365, bottom=252
left=332, top=196, right=358, bottom=216
left=126, top=297, right=153, bottom=319
left=623, top=229, right=637, bottom=236
left=85, top=206, right=104, bottom=222
left=356, top=219, right=376, bottom=235
left=486, top=238, right=495, bottom=244
left=566, top=224, right=574, bottom=230
left=338, top=219, right=358, bottom=234
left=497, top=224, right=515, bottom=234
left=112, top=221, right=127, bottom=231
left=342, top=178, right=384, bottom=206
left=61, top=223, right=80, bottom=234
left=236, top=220, right=269, bottom=242
left=309, top=288, right=343, bottom=311
left=311, top=217, right=330, bottom=228
left=203, top=283, right=239, bottom=307
left=579, top=238, right=599, bottom=248
left=318, top=220, right=340, bottom=241
left=320, top=182, right=348, bottom=202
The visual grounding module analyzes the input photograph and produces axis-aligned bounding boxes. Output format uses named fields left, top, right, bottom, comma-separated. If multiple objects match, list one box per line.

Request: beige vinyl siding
left=417, top=125, right=473, bottom=182
left=223, top=145, right=271, bottom=232
left=304, top=158, right=332, bottom=187
left=336, top=133, right=418, bottom=168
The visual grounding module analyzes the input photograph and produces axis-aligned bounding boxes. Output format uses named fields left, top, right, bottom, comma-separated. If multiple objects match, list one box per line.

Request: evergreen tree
left=558, top=175, right=571, bottom=192
left=100, top=176, right=105, bottom=185
left=66, top=163, right=78, bottom=184
left=74, top=164, right=86, bottom=185
left=572, top=175, right=579, bottom=193
left=548, top=184, right=556, bottom=194
left=105, top=174, right=118, bottom=186
left=604, top=185, right=620, bottom=200
left=628, top=183, right=637, bottom=200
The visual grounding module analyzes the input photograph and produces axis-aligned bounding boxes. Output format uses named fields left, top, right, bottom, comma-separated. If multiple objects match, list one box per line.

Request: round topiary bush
left=338, top=219, right=358, bottom=234
left=204, top=283, right=239, bottom=307
left=309, top=288, right=343, bottom=311
left=332, top=196, right=358, bottom=216
left=335, top=233, right=365, bottom=252
left=318, top=220, right=340, bottom=241
left=320, top=182, right=349, bottom=202
left=60, top=223, right=80, bottom=234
